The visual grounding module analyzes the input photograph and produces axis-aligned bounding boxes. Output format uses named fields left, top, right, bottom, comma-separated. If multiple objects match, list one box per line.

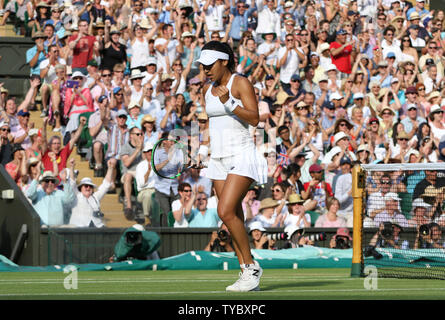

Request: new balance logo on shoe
left=252, top=269, right=260, bottom=277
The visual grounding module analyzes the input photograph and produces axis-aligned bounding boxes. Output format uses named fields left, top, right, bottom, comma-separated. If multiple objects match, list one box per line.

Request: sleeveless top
left=131, top=37, right=149, bottom=69
left=205, top=74, right=254, bottom=158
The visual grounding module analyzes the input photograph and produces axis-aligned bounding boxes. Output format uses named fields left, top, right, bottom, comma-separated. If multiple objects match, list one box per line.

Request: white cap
left=28, top=128, right=39, bottom=137
left=385, top=192, right=401, bottom=201
left=412, top=198, right=431, bottom=208
left=325, top=64, right=338, bottom=73
left=71, top=71, right=85, bottom=78
left=0, top=121, right=10, bottom=128
left=329, top=92, right=343, bottom=101
left=143, top=142, right=154, bottom=152
left=353, top=92, right=364, bottom=100
left=248, top=221, right=266, bottom=233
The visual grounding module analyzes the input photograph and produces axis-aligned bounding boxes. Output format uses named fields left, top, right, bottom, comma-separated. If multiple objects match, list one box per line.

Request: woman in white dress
left=196, top=41, right=267, bottom=292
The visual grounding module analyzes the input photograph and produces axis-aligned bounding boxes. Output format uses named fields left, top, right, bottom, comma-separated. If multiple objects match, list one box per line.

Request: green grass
left=1, top=268, right=445, bottom=300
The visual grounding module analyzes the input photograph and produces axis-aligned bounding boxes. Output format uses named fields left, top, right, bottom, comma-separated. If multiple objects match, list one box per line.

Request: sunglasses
left=271, top=189, right=283, bottom=192
left=73, top=77, right=83, bottom=80
left=102, top=74, right=112, bottom=77
left=398, top=138, right=409, bottom=141
left=380, top=181, right=391, bottom=185
left=132, top=133, right=143, bottom=136
left=418, top=88, right=425, bottom=91
left=1, top=128, right=10, bottom=132
left=43, top=179, right=57, bottom=184
left=182, top=189, right=192, bottom=193
left=382, top=112, right=393, bottom=115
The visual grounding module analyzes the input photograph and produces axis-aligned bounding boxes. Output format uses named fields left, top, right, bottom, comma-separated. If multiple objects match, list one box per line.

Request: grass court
left=1, top=268, right=445, bottom=300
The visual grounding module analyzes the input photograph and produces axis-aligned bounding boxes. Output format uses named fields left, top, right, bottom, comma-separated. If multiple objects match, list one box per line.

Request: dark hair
left=201, top=41, right=235, bottom=72
left=277, top=125, right=289, bottom=134
left=178, top=182, right=192, bottom=192
left=383, top=25, right=396, bottom=35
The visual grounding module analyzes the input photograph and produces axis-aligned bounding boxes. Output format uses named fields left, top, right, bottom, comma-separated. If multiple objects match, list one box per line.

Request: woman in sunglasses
left=196, top=41, right=267, bottom=292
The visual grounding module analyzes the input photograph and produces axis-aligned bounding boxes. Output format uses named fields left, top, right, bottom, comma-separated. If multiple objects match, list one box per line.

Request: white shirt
left=154, top=37, right=179, bottom=73
left=255, top=0, right=281, bottom=37
left=69, top=178, right=111, bottom=228
left=257, top=41, right=278, bottom=66
left=39, top=57, right=66, bottom=84
left=141, top=98, right=161, bottom=117
left=204, top=4, right=225, bottom=32
left=282, top=213, right=311, bottom=229
left=171, top=199, right=189, bottom=227
left=135, top=159, right=156, bottom=191
left=278, top=46, right=301, bottom=84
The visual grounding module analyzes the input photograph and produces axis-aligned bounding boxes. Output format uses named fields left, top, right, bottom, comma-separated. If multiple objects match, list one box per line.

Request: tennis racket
left=150, top=138, right=205, bottom=179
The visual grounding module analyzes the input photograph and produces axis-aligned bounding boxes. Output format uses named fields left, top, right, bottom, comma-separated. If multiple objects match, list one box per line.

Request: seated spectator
left=120, top=126, right=144, bottom=220
left=26, top=125, right=47, bottom=161
left=270, top=181, right=290, bottom=215
left=135, top=142, right=156, bottom=225
left=182, top=166, right=212, bottom=198
left=243, top=184, right=261, bottom=223
left=282, top=193, right=311, bottom=229
left=315, top=198, right=347, bottom=228
left=5, top=144, right=27, bottom=185
left=26, top=170, right=76, bottom=227
left=250, top=197, right=283, bottom=228
left=141, top=114, right=160, bottom=146
left=186, top=192, right=220, bottom=228
left=68, top=159, right=115, bottom=227
left=302, top=163, right=333, bottom=214
left=105, top=109, right=129, bottom=185
left=126, top=101, right=144, bottom=129
left=10, top=110, right=33, bottom=150
left=372, top=193, right=410, bottom=228
left=408, top=198, right=432, bottom=227
left=0, top=121, right=13, bottom=165
left=171, top=182, right=195, bottom=228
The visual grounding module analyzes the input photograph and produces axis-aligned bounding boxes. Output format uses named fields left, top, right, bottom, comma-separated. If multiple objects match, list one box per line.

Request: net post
left=351, top=164, right=364, bottom=278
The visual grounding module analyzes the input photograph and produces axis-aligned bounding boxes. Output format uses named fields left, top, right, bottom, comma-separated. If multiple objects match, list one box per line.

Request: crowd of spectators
left=0, top=0, right=444, bottom=235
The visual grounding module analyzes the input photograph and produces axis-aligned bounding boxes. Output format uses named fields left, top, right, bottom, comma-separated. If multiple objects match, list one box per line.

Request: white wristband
left=224, top=98, right=237, bottom=112
left=198, top=144, right=209, bottom=157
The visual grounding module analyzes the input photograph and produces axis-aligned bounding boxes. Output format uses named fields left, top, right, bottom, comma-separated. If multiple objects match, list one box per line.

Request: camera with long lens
left=266, top=232, right=288, bottom=241
left=419, top=224, right=431, bottom=237
left=303, top=232, right=326, bottom=242
left=380, top=222, right=394, bottom=239
left=218, top=230, right=229, bottom=242
left=364, top=245, right=383, bottom=259
left=335, top=236, right=350, bottom=249
left=125, top=231, right=143, bottom=246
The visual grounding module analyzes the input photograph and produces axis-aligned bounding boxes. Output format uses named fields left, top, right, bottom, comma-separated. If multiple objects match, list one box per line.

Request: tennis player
left=196, top=41, right=268, bottom=292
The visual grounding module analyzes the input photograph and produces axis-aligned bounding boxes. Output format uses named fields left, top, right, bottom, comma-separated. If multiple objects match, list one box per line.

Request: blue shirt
left=229, top=5, right=256, bottom=40
left=26, top=180, right=76, bottom=226
left=153, top=146, right=180, bottom=195
left=126, top=114, right=144, bottom=129
left=188, top=208, right=220, bottom=227
left=26, top=46, right=47, bottom=76
left=401, top=116, right=426, bottom=134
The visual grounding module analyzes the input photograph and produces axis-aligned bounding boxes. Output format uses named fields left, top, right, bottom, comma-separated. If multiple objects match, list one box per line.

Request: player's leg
left=213, top=179, right=245, bottom=267
left=216, top=174, right=263, bottom=291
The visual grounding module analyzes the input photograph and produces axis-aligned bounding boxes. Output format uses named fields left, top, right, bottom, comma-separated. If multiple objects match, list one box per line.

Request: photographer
left=329, top=228, right=352, bottom=249
left=248, top=221, right=279, bottom=250
left=204, top=223, right=234, bottom=253
left=414, top=223, right=445, bottom=249
left=283, top=225, right=316, bottom=248
left=369, top=222, right=409, bottom=249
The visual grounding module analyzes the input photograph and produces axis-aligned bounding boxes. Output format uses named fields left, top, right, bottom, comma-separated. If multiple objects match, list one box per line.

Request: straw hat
left=141, top=114, right=155, bottom=125
left=275, top=91, right=291, bottom=105
left=197, top=112, right=208, bottom=121
left=39, top=171, right=59, bottom=184
left=287, top=193, right=305, bottom=205
left=259, top=198, right=279, bottom=211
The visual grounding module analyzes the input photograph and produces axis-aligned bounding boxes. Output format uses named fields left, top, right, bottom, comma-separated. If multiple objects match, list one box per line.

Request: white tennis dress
left=204, top=74, right=268, bottom=184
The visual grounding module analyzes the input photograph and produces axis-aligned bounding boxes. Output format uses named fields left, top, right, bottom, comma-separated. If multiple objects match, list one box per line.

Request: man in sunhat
left=408, top=198, right=432, bottom=227
left=26, top=31, right=48, bottom=76
left=69, top=159, right=116, bottom=227
left=373, top=192, right=409, bottom=228
left=26, top=170, right=76, bottom=227
left=135, top=141, right=156, bottom=225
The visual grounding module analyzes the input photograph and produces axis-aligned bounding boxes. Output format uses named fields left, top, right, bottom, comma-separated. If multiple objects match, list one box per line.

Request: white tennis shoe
left=226, top=261, right=262, bottom=292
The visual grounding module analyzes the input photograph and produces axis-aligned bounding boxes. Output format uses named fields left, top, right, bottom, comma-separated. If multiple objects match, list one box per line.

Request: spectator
left=204, top=223, right=234, bottom=252
left=333, top=157, right=353, bottom=226
left=302, top=163, right=334, bottom=214
left=68, top=19, right=99, bottom=74
left=26, top=169, right=76, bottom=227
left=248, top=221, right=277, bottom=250
left=171, top=182, right=195, bottom=228
left=68, top=159, right=116, bottom=227
left=26, top=31, right=48, bottom=78
left=315, top=197, right=347, bottom=228
left=282, top=193, right=311, bottom=229
left=186, top=191, right=220, bottom=228
left=372, top=192, right=410, bottom=228
left=408, top=198, right=432, bottom=228
left=250, top=197, right=283, bottom=228
left=135, top=141, right=156, bottom=225
left=120, top=126, right=144, bottom=220
left=0, top=121, right=13, bottom=165
left=5, top=143, right=27, bottom=185
left=183, top=166, right=212, bottom=198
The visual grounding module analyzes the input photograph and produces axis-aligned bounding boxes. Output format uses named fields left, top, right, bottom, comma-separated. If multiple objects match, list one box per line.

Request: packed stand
left=0, top=0, right=443, bottom=238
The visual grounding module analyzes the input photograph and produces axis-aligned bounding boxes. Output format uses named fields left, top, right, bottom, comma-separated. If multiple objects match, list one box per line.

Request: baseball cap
left=17, top=110, right=30, bottom=117
left=309, top=163, right=323, bottom=173
left=329, top=92, right=343, bottom=101
left=113, top=87, right=122, bottom=94
left=290, top=74, right=301, bottom=82
left=386, top=52, right=396, bottom=59
left=337, top=29, right=347, bottom=35
left=368, top=117, right=379, bottom=124
left=340, top=157, right=352, bottom=166
left=143, top=142, right=154, bottom=152
left=406, top=86, right=417, bottom=94
left=98, top=95, right=108, bottom=103
left=117, top=109, right=128, bottom=118
left=353, top=92, right=364, bottom=100
left=426, top=58, right=435, bottom=66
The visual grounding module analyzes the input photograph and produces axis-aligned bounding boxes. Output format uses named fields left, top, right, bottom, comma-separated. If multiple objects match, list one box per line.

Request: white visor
left=197, top=50, right=229, bottom=66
